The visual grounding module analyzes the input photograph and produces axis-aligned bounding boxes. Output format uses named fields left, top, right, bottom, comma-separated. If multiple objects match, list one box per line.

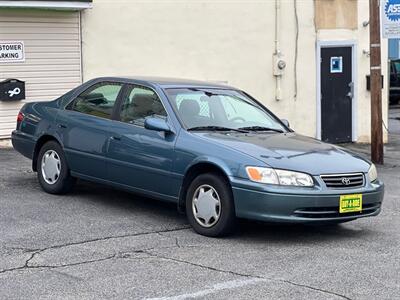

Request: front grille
left=293, top=203, right=381, bottom=219
left=320, top=173, right=364, bottom=189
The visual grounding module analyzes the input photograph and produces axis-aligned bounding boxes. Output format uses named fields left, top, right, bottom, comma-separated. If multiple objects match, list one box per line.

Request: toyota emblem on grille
left=342, top=178, right=351, bottom=185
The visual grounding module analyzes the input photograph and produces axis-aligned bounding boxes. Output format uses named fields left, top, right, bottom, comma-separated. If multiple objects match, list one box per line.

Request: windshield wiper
left=188, top=88, right=261, bottom=109
left=187, top=126, right=248, bottom=133
left=238, top=126, right=284, bottom=133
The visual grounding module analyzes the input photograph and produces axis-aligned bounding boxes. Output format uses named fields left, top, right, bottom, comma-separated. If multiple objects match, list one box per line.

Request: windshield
left=165, top=88, right=286, bottom=132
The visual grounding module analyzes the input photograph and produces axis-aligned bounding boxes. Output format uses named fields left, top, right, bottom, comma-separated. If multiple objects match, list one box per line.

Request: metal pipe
left=275, top=0, right=282, bottom=101
left=274, top=0, right=280, bottom=55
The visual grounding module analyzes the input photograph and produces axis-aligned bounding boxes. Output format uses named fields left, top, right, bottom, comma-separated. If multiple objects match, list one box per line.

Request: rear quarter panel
left=12, top=100, right=60, bottom=159
left=22, top=101, right=59, bottom=137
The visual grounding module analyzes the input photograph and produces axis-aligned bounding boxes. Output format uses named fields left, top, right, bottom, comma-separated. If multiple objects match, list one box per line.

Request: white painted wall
left=80, top=0, right=388, bottom=143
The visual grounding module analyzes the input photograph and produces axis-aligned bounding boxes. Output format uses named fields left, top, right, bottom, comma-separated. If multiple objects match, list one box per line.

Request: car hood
left=196, top=132, right=371, bottom=175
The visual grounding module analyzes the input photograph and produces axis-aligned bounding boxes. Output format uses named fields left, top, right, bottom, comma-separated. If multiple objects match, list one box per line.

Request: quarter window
left=67, top=82, right=122, bottom=119
left=119, top=85, right=167, bottom=125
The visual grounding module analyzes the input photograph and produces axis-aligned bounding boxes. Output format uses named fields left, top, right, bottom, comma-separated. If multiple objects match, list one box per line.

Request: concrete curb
left=0, top=139, right=12, bottom=149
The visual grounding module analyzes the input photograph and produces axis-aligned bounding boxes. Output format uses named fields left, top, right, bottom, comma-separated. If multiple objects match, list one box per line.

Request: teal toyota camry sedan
left=12, top=77, right=384, bottom=236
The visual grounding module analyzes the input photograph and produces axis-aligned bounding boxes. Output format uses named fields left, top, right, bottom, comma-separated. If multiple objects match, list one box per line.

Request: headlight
left=368, top=163, right=378, bottom=182
left=246, top=167, right=314, bottom=187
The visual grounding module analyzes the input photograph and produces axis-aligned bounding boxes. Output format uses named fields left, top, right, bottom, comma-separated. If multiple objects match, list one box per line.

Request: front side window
left=67, top=82, right=122, bottom=119
left=119, top=85, right=167, bottom=126
left=165, top=88, right=286, bottom=132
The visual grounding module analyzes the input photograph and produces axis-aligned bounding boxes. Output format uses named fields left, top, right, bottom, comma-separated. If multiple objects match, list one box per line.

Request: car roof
left=93, top=76, right=237, bottom=90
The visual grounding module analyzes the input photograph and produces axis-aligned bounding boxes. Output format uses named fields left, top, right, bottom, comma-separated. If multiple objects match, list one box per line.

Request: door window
left=119, top=85, right=167, bottom=126
left=67, top=82, right=122, bottom=119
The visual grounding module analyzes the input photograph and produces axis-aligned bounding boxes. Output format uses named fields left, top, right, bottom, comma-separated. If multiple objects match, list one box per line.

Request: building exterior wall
left=80, top=0, right=388, bottom=143
left=80, top=0, right=317, bottom=137
left=317, top=0, right=389, bottom=142
left=0, top=8, right=82, bottom=138
left=0, top=1, right=388, bottom=143
left=315, top=0, right=358, bottom=30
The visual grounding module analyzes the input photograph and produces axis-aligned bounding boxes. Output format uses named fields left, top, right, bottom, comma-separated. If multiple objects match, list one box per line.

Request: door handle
left=346, top=82, right=354, bottom=99
left=110, top=135, right=121, bottom=141
left=57, top=124, right=67, bottom=129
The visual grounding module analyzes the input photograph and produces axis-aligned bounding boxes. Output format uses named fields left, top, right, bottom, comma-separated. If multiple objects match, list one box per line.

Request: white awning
left=0, top=1, right=92, bottom=11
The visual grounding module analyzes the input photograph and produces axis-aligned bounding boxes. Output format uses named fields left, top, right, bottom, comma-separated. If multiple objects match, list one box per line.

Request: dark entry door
left=321, top=47, right=353, bottom=143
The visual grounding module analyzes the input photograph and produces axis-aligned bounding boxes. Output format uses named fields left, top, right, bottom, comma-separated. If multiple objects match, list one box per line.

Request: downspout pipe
left=274, top=0, right=283, bottom=101
left=274, top=0, right=280, bottom=57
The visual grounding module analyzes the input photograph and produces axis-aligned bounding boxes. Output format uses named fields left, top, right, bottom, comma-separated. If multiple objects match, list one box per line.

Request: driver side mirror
left=281, top=119, right=290, bottom=128
left=144, top=117, right=172, bottom=133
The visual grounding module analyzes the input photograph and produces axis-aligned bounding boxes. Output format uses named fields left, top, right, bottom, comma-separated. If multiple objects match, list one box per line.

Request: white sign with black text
left=0, top=41, right=25, bottom=62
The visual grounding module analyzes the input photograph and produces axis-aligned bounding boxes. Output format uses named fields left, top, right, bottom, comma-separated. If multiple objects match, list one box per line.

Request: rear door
left=56, top=82, right=123, bottom=179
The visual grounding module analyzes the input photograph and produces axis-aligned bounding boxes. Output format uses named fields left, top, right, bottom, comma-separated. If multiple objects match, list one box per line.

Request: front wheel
left=186, top=173, right=236, bottom=237
left=37, top=141, right=76, bottom=194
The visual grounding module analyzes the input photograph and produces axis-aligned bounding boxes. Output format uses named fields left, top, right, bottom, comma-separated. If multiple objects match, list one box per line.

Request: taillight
left=17, top=111, right=25, bottom=124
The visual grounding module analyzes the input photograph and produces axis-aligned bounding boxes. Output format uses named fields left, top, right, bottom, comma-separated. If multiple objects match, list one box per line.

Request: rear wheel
left=37, top=141, right=75, bottom=194
left=186, top=173, right=236, bottom=237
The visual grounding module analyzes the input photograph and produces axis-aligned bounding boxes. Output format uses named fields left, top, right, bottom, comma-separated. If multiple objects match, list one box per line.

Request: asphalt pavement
left=0, top=111, right=399, bottom=299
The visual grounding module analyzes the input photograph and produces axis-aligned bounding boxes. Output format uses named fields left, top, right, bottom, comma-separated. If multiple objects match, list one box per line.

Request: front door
left=107, top=84, right=177, bottom=199
left=320, top=46, right=353, bottom=143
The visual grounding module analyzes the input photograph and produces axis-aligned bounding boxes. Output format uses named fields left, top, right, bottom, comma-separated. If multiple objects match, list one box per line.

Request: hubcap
left=192, top=184, right=221, bottom=228
left=41, top=150, right=61, bottom=185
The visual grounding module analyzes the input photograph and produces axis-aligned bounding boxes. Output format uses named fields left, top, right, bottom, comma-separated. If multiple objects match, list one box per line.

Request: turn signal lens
left=246, top=166, right=314, bottom=187
left=368, top=163, right=378, bottom=182
left=245, top=167, right=279, bottom=185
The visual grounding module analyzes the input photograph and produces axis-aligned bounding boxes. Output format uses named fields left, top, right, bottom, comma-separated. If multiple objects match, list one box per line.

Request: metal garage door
left=0, top=9, right=82, bottom=138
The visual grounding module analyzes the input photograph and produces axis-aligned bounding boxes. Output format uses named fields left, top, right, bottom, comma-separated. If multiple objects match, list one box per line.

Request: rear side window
left=66, top=82, right=122, bottom=119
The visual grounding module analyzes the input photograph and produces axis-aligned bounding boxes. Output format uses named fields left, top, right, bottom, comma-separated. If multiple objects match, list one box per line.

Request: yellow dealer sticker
left=340, top=194, right=362, bottom=213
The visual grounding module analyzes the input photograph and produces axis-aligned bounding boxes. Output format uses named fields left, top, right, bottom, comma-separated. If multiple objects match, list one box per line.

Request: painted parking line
left=147, top=278, right=267, bottom=300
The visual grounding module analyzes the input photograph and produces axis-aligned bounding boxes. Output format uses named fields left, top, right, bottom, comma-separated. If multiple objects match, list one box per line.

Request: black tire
left=185, top=173, right=236, bottom=237
left=37, top=140, right=76, bottom=194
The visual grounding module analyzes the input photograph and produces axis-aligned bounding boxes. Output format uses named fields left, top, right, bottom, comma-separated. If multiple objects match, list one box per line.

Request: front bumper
left=231, top=177, right=384, bottom=223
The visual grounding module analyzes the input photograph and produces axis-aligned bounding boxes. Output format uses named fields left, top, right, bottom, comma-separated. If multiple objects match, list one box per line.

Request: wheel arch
left=178, top=161, right=232, bottom=212
left=32, top=134, right=63, bottom=172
